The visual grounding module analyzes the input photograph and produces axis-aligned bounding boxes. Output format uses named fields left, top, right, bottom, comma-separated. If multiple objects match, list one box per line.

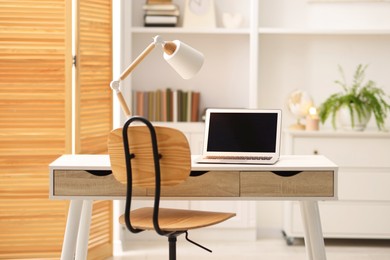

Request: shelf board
left=259, top=27, right=390, bottom=35
left=131, top=27, right=251, bottom=35
left=285, top=128, right=390, bottom=138
left=133, top=27, right=390, bottom=35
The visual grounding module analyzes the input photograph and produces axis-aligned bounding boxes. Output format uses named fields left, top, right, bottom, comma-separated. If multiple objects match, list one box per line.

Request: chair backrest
left=108, top=119, right=192, bottom=188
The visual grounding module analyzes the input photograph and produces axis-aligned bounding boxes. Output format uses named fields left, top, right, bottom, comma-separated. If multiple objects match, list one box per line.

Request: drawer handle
left=313, top=150, right=318, bottom=155
left=86, top=170, right=112, bottom=176
left=190, top=171, right=209, bottom=177
left=271, top=171, right=302, bottom=177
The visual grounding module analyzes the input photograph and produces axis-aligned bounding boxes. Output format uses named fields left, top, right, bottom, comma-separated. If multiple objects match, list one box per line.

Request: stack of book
left=132, top=88, right=201, bottom=122
left=143, top=0, right=180, bottom=27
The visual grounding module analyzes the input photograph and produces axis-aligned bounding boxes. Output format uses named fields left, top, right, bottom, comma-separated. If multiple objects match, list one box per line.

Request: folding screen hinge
left=73, top=55, right=77, bottom=67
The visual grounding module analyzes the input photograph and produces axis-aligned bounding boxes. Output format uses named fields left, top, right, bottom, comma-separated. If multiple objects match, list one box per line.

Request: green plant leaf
left=319, top=64, right=390, bottom=131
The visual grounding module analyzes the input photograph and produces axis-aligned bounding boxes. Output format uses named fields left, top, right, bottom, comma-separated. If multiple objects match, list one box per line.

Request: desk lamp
left=110, top=35, right=204, bottom=117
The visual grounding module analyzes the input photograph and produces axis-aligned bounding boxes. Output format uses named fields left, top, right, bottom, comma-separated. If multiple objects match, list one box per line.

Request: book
left=187, top=91, right=192, bottom=122
left=143, top=4, right=178, bottom=11
left=155, top=89, right=162, bottom=121
left=172, top=90, right=178, bottom=122
left=144, top=9, right=180, bottom=16
left=143, top=0, right=179, bottom=27
left=148, top=91, right=155, bottom=121
left=144, top=15, right=178, bottom=25
left=166, top=88, right=173, bottom=122
left=191, top=91, right=200, bottom=122
left=136, top=91, right=144, bottom=116
left=132, top=88, right=201, bottom=122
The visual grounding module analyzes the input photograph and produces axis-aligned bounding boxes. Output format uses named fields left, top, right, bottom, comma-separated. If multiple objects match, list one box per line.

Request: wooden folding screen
left=0, top=0, right=112, bottom=258
left=75, top=0, right=113, bottom=258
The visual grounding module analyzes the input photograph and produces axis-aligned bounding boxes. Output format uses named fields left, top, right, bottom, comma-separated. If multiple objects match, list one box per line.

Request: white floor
left=107, top=237, right=390, bottom=260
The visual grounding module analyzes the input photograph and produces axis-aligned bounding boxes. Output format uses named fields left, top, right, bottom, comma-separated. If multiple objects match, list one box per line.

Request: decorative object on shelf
left=183, top=0, right=216, bottom=28
left=306, top=107, right=320, bottom=131
left=287, top=90, right=314, bottom=130
left=143, top=0, right=180, bottom=27
left=319, top=64, right=390, bottom=131
left=222, top=13, right=242, bottom=29
left=110, top=35, right=204, bottom=118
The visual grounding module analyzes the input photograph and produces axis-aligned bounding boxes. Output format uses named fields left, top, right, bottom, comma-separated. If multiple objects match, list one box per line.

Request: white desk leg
left=300, top=201, right=326, bottom=260
left=75, top=200, right=93, bottom=260
left=300, top=201, right=314, bottom=260
left=61, top=200, right=83, bottom=260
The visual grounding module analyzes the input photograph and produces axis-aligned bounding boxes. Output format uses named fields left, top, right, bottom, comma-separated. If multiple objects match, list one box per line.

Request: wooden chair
left=108, top=116, right=236, bottom=260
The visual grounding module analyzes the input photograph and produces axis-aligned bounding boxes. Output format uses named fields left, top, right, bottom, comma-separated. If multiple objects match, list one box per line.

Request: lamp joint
left=110, top=80, right=120, bottom=93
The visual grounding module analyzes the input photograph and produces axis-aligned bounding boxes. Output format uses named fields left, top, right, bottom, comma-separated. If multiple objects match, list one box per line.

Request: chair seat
left=119, top=207, right=236, bottom=232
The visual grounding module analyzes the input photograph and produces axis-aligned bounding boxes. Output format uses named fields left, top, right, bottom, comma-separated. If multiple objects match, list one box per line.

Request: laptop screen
left=207, top=112, right=278, bottom=153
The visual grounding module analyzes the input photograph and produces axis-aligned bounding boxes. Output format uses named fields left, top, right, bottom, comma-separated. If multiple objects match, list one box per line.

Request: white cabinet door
left=284, top=131, right=390, bottom=239
left=285, top=201, right=390, bottom=239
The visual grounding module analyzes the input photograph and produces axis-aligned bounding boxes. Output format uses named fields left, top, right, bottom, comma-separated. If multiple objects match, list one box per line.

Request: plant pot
left=337, top=105, right=371, bottom=131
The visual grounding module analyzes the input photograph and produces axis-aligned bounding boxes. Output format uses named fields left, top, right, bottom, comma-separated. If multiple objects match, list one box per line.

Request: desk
left=49, top=154, right=338, bottom=260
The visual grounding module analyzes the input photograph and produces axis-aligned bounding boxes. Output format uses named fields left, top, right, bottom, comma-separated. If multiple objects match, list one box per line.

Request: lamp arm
left=110, top=42, right=157, bottom=118
left=119, top=42, right=156, bottom=81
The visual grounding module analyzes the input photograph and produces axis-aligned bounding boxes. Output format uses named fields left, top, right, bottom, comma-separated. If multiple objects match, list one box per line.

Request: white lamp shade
left=164, top=40, right=204, bottom=79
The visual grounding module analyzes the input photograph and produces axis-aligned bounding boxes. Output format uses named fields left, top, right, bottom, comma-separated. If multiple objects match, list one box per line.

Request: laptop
left=196, top=108, right=282, bottom=164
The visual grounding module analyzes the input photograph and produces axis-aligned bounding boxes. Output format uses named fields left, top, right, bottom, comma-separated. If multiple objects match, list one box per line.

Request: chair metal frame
left=121, top=116, right=210, bottom=260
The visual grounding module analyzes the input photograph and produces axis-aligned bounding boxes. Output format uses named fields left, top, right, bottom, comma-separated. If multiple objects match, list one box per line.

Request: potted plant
left=319, top=64, right=390, bottom=131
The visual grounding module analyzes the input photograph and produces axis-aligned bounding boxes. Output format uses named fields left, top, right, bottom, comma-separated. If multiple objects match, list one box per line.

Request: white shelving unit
left=114, top=0, right=390, bottom=246
left=120, top=0, right=390, bottom=127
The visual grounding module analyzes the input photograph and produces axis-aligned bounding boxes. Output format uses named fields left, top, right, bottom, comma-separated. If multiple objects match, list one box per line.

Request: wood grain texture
left=240, top=171, right=334, bottom=197
left=108, top=125, right=191, bottom=188
left=0, top=0, right=113, bottom=258
left=75, top=1, right=113, bottom=258
left=0, top=0, right=71, bottom=258
left=53, top=170, right=335, bottom=198
left=75, top=0, right=113, bottom=155
left=53, top=170, right=238, bottom=198
left=151, top=171, right=239, bottom=197
left=53, top=170, right=145, bottom=196
left=119, top=207, right=236, bottom=231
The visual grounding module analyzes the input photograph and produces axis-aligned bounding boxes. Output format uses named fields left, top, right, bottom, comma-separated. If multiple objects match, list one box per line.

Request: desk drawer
left=240, top=171, right=334, bottom=197
left=155, top=171, right=240, bottom=197
left=53, top=170, right=145, bottom=197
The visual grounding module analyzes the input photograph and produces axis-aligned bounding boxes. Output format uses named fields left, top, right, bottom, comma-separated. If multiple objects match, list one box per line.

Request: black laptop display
left=197, top=108, right=282, bottom=164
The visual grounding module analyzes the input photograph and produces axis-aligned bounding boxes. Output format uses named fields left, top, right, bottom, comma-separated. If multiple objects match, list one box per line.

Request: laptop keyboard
left=205, top=156, right=272, bottom=161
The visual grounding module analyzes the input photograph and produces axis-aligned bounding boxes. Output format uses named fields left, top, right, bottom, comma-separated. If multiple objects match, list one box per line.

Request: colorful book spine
left=131, top=88, right=201, bottom=122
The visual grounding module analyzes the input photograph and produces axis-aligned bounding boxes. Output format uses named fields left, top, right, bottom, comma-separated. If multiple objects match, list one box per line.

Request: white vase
left=337, top=105, right=371, bottom=131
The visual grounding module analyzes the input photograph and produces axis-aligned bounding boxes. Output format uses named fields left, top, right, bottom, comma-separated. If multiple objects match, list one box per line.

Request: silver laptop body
left=197, top=108, right=282, bottom=164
